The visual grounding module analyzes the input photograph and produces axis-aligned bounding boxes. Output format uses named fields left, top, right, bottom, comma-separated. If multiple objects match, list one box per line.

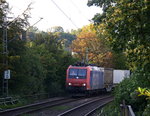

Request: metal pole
left=86, top=48, right=88, bottom=64
left=2, top=14, right=8, bottom=97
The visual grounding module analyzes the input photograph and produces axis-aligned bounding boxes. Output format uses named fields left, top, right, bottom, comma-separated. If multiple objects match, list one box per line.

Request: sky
left=7, top=0, right=102, bottom=32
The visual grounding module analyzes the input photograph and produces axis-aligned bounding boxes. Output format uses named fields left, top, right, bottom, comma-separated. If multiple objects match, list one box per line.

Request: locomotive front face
left=66, top=67, right=88, bottom=92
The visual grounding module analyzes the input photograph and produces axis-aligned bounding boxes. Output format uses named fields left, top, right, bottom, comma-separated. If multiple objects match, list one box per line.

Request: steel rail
left=58, top=95, right=113, bottom=116
left=0, top=97, right=79, bottom=116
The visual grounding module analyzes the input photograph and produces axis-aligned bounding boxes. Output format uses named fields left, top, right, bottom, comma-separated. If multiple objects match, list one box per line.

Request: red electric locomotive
left=66, top=63, right=113, bottom=94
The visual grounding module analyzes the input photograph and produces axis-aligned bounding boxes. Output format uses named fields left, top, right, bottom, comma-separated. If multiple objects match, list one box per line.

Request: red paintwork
left=66, top=65, right=92, bottom=90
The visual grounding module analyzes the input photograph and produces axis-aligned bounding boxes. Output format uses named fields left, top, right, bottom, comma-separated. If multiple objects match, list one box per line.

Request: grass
left=95, top=102, right=120, bottom=116
left=0, top=102, right=24, bottom=110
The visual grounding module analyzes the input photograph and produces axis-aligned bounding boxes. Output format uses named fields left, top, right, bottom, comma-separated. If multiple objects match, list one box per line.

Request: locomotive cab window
left=69, top=69, right=78, bottom=76
left=69, top=69, right=87, bottom=79
left=78, top=69, right=87, bottom=79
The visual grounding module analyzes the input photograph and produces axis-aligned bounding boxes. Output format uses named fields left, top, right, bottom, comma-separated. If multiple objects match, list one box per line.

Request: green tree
left=8, top=40, right=45, bottom=95
left=0, top=0, right=31, bottom=96
left=89, top=0, right=150, bottom=115
left=8, top=31, right=76, bottom=96
left=0, top=0, right=76, bottom=97
left=34, top=32, right=77, bottom=95
left=48, top=26, right=64, bottom=33
left=47, top=27, right=76, bottom=52
left=89, top=0, right=150, bottom=71
left=0, top=0, right=8, bottom=74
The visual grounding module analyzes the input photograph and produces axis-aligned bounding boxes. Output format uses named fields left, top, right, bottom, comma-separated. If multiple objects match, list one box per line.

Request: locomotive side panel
left=90, top=71, right=104, bottom=90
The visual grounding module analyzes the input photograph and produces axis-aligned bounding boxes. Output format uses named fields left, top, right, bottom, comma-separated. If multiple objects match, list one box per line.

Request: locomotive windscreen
left=69, top=68, right=87, bottom=79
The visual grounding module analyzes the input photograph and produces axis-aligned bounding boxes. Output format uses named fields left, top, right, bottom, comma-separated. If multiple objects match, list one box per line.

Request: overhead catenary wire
left=69, top=0, right=90, bottom=22
left=51, top=0, right=78, bottom=29
left=26, top=17, right=43, bottom=31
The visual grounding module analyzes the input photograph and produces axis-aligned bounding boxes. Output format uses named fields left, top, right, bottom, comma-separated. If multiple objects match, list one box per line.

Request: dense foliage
left=88, top=0, right=150, bottom=70
left=88, top=0, right=150, bottom=115
left=8, top=33, right=76, bottom=96
left=71, top=24, right=127, bottom=68
left=0, top=0, right=77, bottom=97
left=71, top=24, right=112, bottom=66
left=114, top=69, right=150, bottom=115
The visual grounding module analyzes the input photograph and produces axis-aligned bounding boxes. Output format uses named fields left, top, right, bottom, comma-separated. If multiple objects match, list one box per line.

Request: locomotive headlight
left=68, top=83, right=72, bottom=85
left=82, top=83, right=86, bottom=86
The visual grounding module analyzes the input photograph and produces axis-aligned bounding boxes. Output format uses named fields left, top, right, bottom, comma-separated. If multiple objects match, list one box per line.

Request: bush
left=142, top=102, right=150, bottom=116
left=114, top=68, right=150, bottom=115
left=97, top=102, right=120, bottom=116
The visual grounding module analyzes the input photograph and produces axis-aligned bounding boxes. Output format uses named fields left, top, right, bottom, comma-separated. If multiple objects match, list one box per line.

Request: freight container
left=113, top=70, right=130, bottom=84
left=103, top=68, right=113, bottom=86
left=90, top=67, right=104, bottom=90
left=90, top=67, right=113, bottom=91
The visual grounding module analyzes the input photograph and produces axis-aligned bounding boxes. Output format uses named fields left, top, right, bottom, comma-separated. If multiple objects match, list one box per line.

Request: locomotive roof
left=69, top=65, right=113, bottom=71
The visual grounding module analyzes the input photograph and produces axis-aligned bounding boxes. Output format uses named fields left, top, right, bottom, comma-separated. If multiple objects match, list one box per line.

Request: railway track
left=58, top=95, right=113, bottom=116
left=0, top=97, right=80, bottom=116
left=0, top=95, right=113, bottom=116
